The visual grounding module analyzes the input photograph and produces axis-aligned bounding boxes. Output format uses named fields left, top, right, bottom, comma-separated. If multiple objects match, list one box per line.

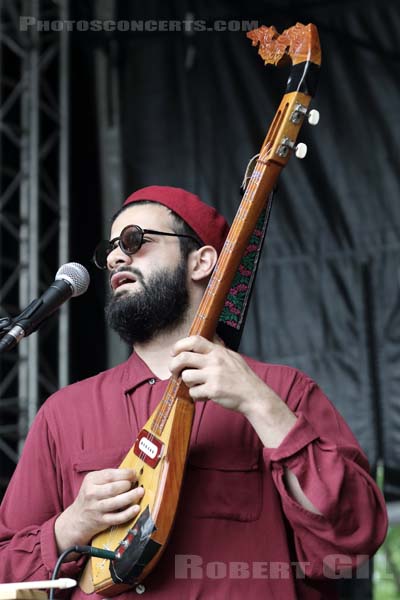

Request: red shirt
left=0, top=352, right=387, bottom=598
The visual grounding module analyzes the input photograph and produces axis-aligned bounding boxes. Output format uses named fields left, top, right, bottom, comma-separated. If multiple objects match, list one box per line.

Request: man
left=0, top=186, right=388, bottom=598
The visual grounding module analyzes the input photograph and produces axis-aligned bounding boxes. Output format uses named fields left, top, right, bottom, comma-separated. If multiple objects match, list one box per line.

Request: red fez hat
left=123, top=186, right=229, bottom=254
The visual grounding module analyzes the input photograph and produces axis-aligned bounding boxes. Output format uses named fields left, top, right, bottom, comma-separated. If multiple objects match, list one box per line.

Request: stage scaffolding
left=94, top=0, right=126, bottom=369
left=0, top=0, right=69, bottom=495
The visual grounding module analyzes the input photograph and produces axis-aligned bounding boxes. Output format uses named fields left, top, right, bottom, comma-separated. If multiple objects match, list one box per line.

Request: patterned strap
left=217, top=190, right=274, bottom=350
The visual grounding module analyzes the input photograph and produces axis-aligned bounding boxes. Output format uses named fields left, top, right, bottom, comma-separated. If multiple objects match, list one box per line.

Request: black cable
left=49, top=545, right=117, bottom=600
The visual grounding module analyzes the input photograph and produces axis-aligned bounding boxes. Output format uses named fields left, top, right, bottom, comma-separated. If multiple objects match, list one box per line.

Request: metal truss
left=94, top=0, right=126, bottom=369
left=0, top=0, right=69, bottom=494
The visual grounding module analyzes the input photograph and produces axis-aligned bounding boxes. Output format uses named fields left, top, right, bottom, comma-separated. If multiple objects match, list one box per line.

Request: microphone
left=0, top=262, right=90, bottom=353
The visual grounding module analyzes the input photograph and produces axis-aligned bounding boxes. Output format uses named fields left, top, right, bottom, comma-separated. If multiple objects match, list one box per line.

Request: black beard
left=105, top=261, right=189, bottom=346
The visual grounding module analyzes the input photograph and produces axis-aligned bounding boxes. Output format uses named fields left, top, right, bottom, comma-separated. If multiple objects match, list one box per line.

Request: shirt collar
left=120, top=350, right=162, bottom=393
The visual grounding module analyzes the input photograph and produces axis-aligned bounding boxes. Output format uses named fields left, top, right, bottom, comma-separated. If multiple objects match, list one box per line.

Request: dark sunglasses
left=93, top=224, right=200, bottom=270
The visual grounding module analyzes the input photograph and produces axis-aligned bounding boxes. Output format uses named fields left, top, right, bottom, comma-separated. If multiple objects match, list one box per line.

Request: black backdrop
left=69, top=0, right=400, bottom=506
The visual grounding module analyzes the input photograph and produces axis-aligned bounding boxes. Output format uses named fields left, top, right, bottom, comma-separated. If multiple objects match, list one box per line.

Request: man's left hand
left=169, top=335, right=276, bottom=416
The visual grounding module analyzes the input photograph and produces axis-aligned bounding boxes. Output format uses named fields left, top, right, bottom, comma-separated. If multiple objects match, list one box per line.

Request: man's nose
left=107, top=243, right=133, bottom=270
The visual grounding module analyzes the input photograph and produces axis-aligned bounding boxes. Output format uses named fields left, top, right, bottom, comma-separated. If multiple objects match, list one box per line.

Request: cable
left=49, top=545, right=117, bottom=600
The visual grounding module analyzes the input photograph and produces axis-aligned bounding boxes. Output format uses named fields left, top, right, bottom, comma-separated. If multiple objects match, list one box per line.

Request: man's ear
left=189, top=246, right=218, bottom=282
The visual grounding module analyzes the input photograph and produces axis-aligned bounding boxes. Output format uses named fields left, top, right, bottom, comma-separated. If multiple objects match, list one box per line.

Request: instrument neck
left=189, top=161, right=282, bottom=341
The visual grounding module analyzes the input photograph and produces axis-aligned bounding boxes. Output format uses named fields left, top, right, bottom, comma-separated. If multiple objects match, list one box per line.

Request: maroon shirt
left=0, top=352, right=387, bottom=598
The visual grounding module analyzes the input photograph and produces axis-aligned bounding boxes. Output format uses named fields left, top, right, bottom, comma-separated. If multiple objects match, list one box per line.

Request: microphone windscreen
left=56, top=263, right=90, bottom=297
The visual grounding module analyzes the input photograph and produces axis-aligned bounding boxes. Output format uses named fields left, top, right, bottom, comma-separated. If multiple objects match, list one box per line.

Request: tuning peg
left=308, top=109, right=320, bottom=126
left=295, top=143, right=308, bottom=159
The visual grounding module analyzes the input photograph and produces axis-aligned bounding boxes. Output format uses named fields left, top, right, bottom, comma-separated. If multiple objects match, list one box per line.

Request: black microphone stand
left=0, top=316, right=14, bottom=338
left=0, top=300, right=46, bottom=353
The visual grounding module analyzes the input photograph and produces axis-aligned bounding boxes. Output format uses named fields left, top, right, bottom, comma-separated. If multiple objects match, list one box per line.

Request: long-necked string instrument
left=80, top=22, right=321, bottom=596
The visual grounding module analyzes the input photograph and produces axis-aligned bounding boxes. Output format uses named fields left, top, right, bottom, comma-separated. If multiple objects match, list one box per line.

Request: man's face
left=104, top=204, right=190, bottom=345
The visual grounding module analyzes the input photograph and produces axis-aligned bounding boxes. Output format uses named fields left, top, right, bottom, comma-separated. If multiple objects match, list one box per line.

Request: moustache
left=109, top=266, right=145, bottom=288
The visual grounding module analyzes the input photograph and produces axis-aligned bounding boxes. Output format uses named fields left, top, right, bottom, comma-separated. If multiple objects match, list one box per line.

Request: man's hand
left=54, top=468, right=144, bottom=557
left=169, top=336, right=323, bottom=514
left=169, top=335, right=274, bottom=414
left=169, top=335, right=297, bottom=448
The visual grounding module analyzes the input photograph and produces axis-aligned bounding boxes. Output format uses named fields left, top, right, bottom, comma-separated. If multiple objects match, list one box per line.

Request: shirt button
left=148, top=378, right=156, bottom=385
left=135, top=584, right=146, bottom=594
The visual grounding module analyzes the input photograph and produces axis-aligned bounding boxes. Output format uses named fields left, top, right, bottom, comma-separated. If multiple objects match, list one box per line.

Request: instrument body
left=81, top=22, right=321, bottom=596
left=84, top=383, right=193, bottom=594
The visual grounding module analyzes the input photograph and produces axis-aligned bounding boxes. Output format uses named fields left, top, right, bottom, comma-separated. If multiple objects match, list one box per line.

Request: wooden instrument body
left=83, top=385, right=194, bottom=595
left=81, top=22, right=321, bottom=596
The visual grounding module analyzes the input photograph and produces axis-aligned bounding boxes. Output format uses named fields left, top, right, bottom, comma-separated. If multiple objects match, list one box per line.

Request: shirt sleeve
left=263, top=376, right=388, bottom=579
left=0, top=407, right=84, bottom=582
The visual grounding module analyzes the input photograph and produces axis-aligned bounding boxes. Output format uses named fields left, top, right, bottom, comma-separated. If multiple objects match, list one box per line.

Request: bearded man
left=0, top=186, right=387, bottom=599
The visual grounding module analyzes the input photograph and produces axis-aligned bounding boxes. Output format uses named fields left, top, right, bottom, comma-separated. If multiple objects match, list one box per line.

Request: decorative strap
left=217, top=189, right=274, bottom=351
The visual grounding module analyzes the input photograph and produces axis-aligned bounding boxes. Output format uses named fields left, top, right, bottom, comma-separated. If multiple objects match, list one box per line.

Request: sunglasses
left=93, top=224, right=200, bottom=270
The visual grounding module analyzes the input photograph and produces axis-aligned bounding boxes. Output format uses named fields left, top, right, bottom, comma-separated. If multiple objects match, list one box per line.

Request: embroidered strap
left=217, top=190, right=274, bottom=350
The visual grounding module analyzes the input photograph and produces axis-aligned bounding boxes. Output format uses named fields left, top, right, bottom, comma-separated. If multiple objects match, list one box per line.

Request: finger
left=92, top=478, right=138, bottom=501
left=103, top=503, right=142, bottom=527
left=169, top=351, right=206, bottom=377
left=171, top=335, right=214, bottom=356
left=187, top=384, right=211, bottom=401
left=181, top=368, right=206, bottom=387
left=88, top=468, right=137, bottom=485
left=99, top=487, right=144, bottom=513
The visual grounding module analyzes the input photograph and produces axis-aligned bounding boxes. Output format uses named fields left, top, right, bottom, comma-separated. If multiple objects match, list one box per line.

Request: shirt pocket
left=72, top=446, right=131, bottom=472
left=71, top=446, right=132, bottom=494
left=181, top=444, right=263, bottom=522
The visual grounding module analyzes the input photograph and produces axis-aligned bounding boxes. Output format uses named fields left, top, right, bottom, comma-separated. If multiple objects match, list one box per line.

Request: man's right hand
left=54, top=468, right=144, bottom=557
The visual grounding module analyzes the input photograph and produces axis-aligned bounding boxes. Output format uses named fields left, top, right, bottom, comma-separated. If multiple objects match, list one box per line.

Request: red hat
left=123, top=185, right=229, bottom=254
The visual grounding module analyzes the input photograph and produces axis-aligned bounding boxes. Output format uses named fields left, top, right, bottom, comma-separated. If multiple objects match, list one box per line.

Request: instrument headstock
left=247, top=23, right=321, bottom=166
left=247, top=23, right=321, bottom=69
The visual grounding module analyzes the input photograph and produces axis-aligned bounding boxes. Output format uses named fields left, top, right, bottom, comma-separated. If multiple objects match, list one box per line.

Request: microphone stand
left=0, top=317, right=14, bottom=339
left=0, top=300, right=46, bottom=353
